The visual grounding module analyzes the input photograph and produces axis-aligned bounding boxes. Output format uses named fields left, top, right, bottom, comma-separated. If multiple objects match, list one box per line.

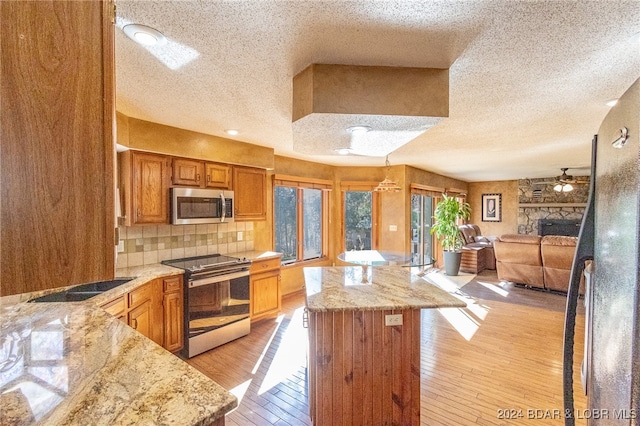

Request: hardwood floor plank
left=185, top=269, right=587, bottom=425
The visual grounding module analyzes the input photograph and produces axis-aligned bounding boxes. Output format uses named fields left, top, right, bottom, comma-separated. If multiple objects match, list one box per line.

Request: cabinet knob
left=207, top=175, right=211, bottom=182
left=131, top=318, right=138, bottom=329
left=196, top=174, right=201, bottom=182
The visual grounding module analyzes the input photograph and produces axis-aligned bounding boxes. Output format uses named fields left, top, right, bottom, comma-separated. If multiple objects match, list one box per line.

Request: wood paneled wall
left=1, top=0, right=115, bottom=295
left=308, top=309, right=421, bottom=425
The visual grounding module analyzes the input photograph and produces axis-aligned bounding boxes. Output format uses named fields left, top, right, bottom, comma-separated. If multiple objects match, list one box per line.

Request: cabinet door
left=251, top=272, right=280, bottom=319
left=163, top=291, right=184, bottom=352
left=172, top=158, right=204, bottom=187
left=233, top=166, right=266, bottom=221
left=129, top=300, right=152, bottom=340
left=204, top=163, right=232, bottom=189
left=1, top=0, right=116, bottom=295
left=132, top=151, right=169, bottom=224
left=100, top=296, right=125, bottom=318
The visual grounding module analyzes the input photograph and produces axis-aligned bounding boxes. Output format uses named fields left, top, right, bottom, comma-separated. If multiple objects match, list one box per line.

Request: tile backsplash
left=116, top=222, right=254, bottom=269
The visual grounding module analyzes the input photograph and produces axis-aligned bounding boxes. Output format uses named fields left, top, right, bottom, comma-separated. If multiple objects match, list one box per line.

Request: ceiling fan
left=532, top=168, right=589, bottom=192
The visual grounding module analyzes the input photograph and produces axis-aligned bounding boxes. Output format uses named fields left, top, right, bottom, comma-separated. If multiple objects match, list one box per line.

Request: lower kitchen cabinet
left=100, top=296, right=126, bottom=322
left=162, top=276, right=184, bottom=353
left=129, top=299, right=152, bottom=339
left=250, top=257, right=282, bottom=322
left=100, top=275, right=184, bottom=353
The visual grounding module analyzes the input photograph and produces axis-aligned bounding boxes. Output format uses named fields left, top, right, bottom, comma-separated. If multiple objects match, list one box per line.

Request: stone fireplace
left=518, top=176, right=589, bottom=235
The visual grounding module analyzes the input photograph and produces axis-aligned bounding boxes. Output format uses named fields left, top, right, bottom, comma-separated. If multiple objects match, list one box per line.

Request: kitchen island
left=304, top=266, right=466, bottom=426
left=0, top=266, right=237, bottom=426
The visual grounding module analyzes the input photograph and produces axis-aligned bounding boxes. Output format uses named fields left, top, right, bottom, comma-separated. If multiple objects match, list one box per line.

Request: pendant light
left=374, top=155, right=402, bottom=192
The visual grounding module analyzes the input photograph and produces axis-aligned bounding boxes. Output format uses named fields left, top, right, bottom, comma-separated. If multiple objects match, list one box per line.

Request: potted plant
left=430, top=194, right=471, bottom=275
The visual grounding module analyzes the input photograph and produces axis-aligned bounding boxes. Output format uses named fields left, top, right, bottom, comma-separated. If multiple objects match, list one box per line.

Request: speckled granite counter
left=0, top=264, right=237, bottom=425
left=304, top=265, right=465, bottom=312
left=230, top=250, right=282, bottom=262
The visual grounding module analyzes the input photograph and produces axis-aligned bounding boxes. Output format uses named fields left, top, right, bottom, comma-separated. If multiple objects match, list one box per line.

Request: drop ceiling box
left=292, top=64, right=449, bottom=120
left=292, top=64, right=449, bottom=157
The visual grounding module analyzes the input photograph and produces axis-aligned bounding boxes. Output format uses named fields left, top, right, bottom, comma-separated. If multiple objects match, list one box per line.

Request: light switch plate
left=389, top=225, right=398, bottom=231
left=385, top=314, right=403, bottom=326
left=237, top=231, right=243, bottom=241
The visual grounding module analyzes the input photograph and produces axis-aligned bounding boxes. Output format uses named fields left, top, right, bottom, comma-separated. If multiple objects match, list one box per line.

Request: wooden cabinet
left=1, top=0, right=116, bottom=295
left=250, top=257, right=282, bottom=321
left=129, top=299, right=152, bottom=339
left=233, top=166, right=267, bottom=221
left=100, top=296, right=126, bottom=322
left=162, top=276, right=184, bottom=353
left=119, top=150, right=170, bottom=225
left=99, top=275, right=183, bottom=352
left=172, top=157, right=232, bottom=189
left=205, top=162, right=232, bottom=189
left=172, top=157, right=203, bottom=186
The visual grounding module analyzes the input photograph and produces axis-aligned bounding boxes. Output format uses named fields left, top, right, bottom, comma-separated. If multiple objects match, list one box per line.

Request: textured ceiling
left=114, top=0, right=640, bottom=182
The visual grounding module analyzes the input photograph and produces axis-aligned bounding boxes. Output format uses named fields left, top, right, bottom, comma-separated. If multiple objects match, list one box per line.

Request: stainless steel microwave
left=170, top=188, right=234, bottom=225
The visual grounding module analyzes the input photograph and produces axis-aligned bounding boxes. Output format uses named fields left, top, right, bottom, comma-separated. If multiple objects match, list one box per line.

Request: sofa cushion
left=498, top=234, right=541, bottom=245
left=494, top=234, right=544, bottom=288
left=541, top=235, right=579, bottom=292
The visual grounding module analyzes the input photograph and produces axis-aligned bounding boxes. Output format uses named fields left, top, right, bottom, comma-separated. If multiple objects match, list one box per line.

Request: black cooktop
left=162, top=254, right=250, bottom=273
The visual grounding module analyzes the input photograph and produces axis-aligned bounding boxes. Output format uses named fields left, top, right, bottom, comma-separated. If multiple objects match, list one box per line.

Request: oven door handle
left=189, top=270, right=249, bottom=288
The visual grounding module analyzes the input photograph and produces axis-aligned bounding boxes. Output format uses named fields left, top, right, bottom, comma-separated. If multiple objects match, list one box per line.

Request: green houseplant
left=430, top=194, right=471, bottom=275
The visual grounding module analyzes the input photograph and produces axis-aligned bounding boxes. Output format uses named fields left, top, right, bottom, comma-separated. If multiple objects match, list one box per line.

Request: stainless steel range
left=162, top=254, right=252, bottom=358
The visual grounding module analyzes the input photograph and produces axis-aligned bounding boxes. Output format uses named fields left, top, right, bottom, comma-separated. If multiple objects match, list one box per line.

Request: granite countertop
left=230, top=250, right=283, bottom=262
left=0, top=264, right=237, bottom=425
left=304, top=266, right=466, bottom=312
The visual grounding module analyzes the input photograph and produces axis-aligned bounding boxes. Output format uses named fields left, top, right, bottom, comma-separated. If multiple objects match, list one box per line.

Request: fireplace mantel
left=519, top=203, right=587, bottom=208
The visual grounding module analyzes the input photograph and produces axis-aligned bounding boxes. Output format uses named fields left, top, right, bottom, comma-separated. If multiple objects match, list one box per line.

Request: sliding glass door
left=411, top=194, right=434, bottom=267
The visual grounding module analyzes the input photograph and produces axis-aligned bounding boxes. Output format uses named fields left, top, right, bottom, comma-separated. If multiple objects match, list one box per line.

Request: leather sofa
left=458, top=224, right=496, bottom=273
left=494, top=234, right=583, bottom=293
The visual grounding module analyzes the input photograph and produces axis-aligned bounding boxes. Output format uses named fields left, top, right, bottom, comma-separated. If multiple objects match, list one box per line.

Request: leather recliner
left=458, top=224, right=496, bottom=270
left=494, top=234, right=544, bottom=288
left=494, top=234, right=583, bottom=293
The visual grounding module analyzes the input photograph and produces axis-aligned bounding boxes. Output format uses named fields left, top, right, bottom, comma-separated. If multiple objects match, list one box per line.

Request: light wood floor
left=186, top=269, right=587, bottom=425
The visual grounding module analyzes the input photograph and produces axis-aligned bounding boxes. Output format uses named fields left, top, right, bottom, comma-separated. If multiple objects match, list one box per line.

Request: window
left=274, top=176, right=330, bottom=264
left=274, top=186, right=298, bottom=263
left=344, top=191, right=372, bottom=251
left=342, top=188, right=379, bottom=252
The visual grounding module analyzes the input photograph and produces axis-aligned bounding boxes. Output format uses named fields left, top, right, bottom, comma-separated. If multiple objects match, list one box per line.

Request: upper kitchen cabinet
left=233, top=166, right=267, bottom=221
left=120, top=150, right=170, bottom=225
left=1, top=0, right=116, bottom=295
left=171, top=157, right=232, bottom=189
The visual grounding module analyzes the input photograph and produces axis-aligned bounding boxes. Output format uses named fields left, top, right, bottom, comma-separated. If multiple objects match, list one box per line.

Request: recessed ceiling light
left=225, top=129, right=239, bottom=136
left=123, top=24, right=166, bottom=46
left=606, top=99, right=618, bottom=107
left=334, top=148, right=351, bottom=155
left=347, top=126, right=371, bottom=135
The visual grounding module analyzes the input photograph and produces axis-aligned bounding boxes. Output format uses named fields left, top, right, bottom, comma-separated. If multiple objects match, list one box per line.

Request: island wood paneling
left=308, top=309, right=421, bottom=425
left=1, top=0, right=115, bottom=295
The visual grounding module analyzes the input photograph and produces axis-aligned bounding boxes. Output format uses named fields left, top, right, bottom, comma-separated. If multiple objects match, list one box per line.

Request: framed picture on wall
left=482, top=193, right=502, bottom=222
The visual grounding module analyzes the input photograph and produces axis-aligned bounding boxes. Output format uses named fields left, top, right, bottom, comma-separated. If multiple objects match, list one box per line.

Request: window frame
left=273, top=175, right=331, bottom=265
left=410, top=184, right=467, bottom=268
